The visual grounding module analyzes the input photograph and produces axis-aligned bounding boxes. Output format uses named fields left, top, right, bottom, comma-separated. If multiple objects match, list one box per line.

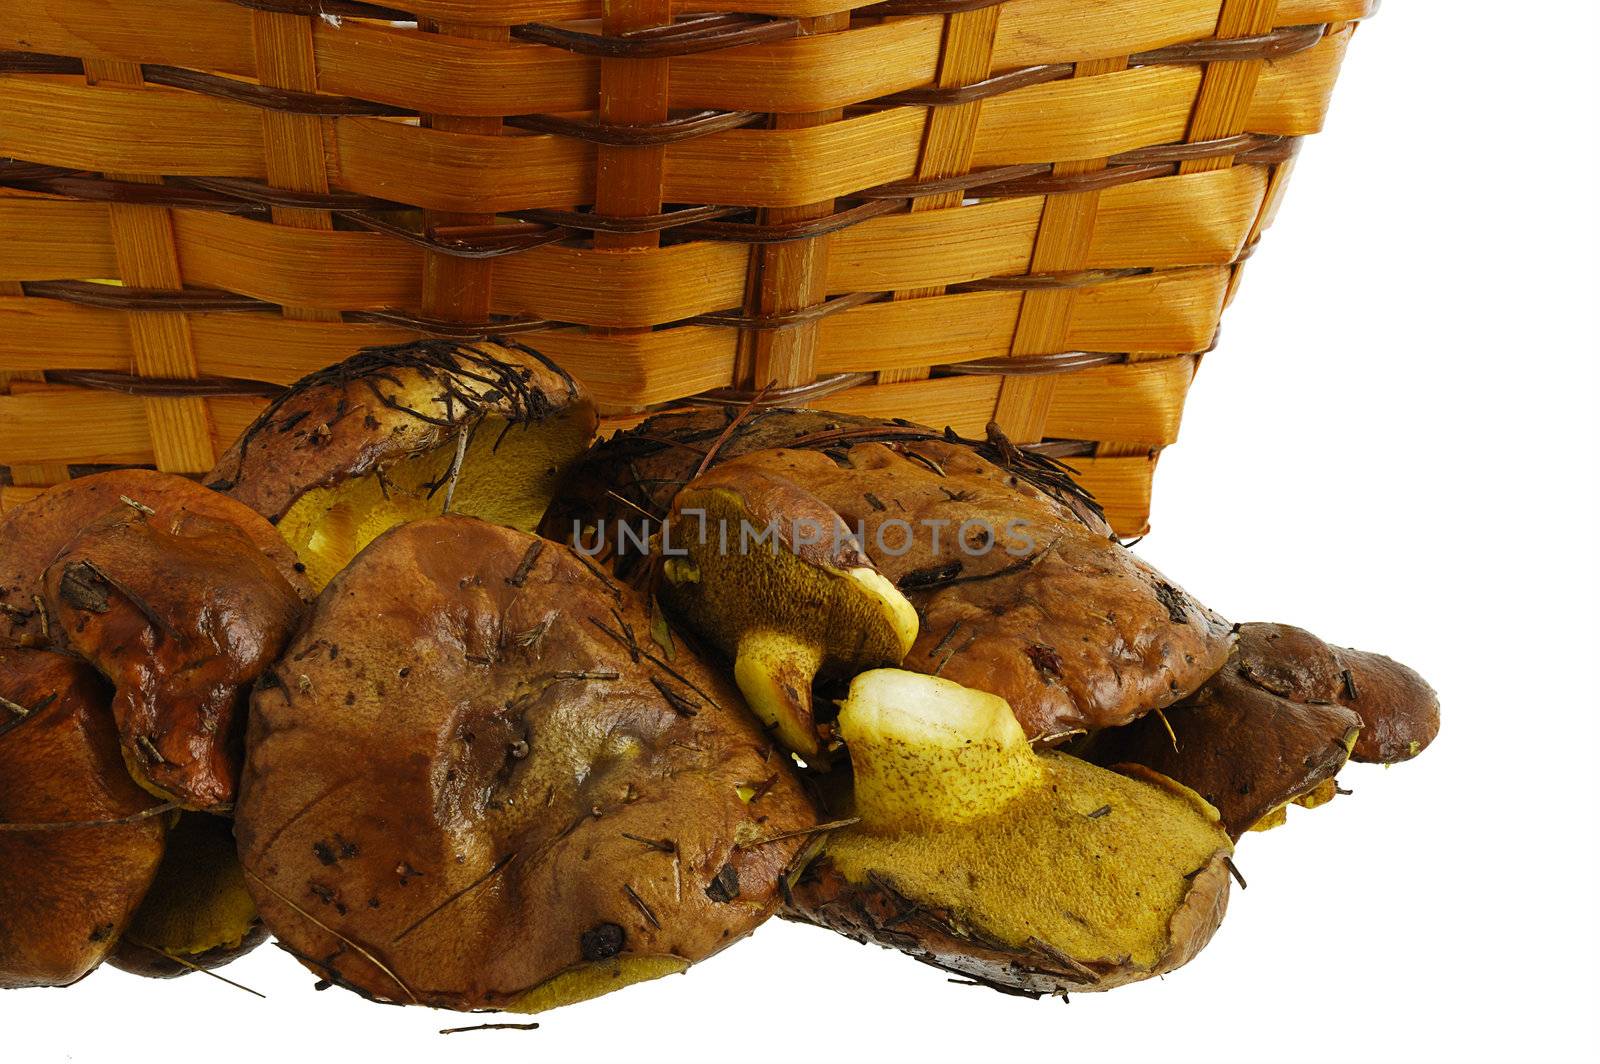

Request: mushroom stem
left=837, top=670, right=1043, bottom=828
left=733, top=630, right=826, bottom=758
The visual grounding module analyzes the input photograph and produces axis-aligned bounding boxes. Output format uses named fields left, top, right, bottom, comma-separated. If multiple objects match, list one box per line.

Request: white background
left=8, top=2, right=1598, bottom=1061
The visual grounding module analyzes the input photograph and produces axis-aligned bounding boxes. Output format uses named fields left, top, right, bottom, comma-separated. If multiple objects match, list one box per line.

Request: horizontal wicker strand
left=0, top=33, right=1343, bottom=210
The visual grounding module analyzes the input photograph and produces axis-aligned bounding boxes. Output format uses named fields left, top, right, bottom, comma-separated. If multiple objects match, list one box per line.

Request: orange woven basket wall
left=0, top=0, right=1372, bottom=536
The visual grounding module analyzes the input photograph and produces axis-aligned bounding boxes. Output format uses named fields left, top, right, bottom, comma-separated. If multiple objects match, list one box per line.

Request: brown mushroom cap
left=1, top=469, right=306, bottom=649
left=541, top=407, right=1110, bottom=582
left=646, top=441, right=1230, bottom=745
left=1086, top=645, right=1363, bottom=838
left=106, top=813, right=264, bottom=978
left=45, top=506, right=306, bottom=812
left=236, top=516, right=816, bottom=1013
left=1231, top=623, right=1440, bottom=764
left=0, top=648, right=167, bottom=988
left=206, top=338, right=597, bottom=591
left=784, top=670, right=1232, bottom=996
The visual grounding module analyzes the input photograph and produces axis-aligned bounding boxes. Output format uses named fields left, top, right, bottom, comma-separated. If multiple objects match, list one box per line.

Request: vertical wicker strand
left=1186, top=0, right=1284, bottom=309
left=991, top=56, right=1131, bottom=445
left=591, top=0, right=672, bottom=418
left=593, top=0, right=670, bottom=253
left=250, top=10, right=340, bottom=324
left=738, top=12, right=852, bottom=394
left=80, top=59, right=216, bottom=475
left=1181, top=0, right=1282, bottom=175
left=418, top=21, right=511, bottom=323
left=874, top=6, right=1001, bottom=386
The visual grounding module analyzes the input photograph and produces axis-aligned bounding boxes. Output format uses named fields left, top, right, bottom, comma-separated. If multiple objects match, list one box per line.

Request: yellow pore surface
left=829, top=670, right=1229, bottom=969
left=277, top=413, right=589, bottom=590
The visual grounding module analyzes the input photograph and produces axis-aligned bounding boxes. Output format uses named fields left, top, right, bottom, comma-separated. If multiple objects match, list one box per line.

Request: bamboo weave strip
left=0, top=0, right=1373, bottom=535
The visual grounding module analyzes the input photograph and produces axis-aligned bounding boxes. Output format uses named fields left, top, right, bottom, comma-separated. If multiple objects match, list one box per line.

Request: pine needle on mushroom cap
left=235, top=516, right=816, bottom=1014
left=206, top=338, right=597, bottom=591
left=543, top=408, right=1109, bottom=584
left=0, top=647, right=168, bottom=989
left=785, top=669, right=1233, bottom=995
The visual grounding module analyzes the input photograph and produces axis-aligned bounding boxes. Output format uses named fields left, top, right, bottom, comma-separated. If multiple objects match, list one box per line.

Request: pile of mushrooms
left=1, top=340, right=1439, bottom=1009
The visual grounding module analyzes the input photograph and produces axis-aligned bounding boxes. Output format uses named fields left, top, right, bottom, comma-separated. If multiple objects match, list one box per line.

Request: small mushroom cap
left=107, top=812, right=264, bottom=978
left=654, top=442, right=1231, bottom=743
left=0, top=648, right=167, bottom=988
left=1232, top=623, right=1440, bottom=764
left=207, top=338, right=597, bottom=590
left=786, top=670, right=1232, bottom=995
left=1, top=469, right=306, bottom=648
left=45, top=507, right=306, bottom=812
left=236, top=516, right=816, bottom=1013
left=1087, top=646, right=1363, bottom=838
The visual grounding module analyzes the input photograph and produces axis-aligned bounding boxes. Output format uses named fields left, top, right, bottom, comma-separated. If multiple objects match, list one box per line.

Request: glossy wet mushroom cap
left=1, top=469, right=305, bottom=649
left=45, top=504, right=307, bottom=812
left=235, top=516, right=816, bottom=1013
left=1087, top=641, right=1363, bottom=838
left=543, top=408, right=1109, bottom=584
left=0, top=648, right=168, bottom=988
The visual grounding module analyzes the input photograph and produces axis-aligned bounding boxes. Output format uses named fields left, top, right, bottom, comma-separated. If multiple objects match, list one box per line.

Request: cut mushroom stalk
left=732, top=630, right=827, bottom=758
left=839, top=670, right=1042, bottom=827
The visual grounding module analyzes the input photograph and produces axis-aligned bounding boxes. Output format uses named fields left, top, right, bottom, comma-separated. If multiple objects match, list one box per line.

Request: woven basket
left=0, top=0, right=1372, bottom=535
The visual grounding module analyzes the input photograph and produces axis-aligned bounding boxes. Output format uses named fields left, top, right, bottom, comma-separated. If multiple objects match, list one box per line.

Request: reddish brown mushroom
left=0, top=648, right=167, bottom=988
left=44, top=503, right=306, bottom=812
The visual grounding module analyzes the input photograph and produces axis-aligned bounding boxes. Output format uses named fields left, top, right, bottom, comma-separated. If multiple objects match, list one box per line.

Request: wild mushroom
left=565, top=410, right=1232, bottom=752
left=1085, top=641, right=1363, bottom=838
left=785, top=669, right=1233, bottom=995
left=1, top=469, right=304, bottom=649
left=206, top=338, right=597, bottom=590
left=0, top=648, right=167, bottom=988
left=44, top=500, right=307, bottom=812
left=1229, top=623, right=1439, bottom=764
left=107, top=812, right=266, bottom=978
left=235, top=516, right=817, bottom=1013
